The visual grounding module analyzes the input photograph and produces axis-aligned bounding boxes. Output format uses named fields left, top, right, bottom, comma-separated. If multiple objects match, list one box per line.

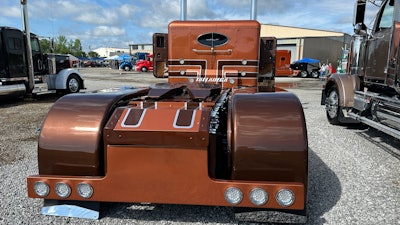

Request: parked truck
left=0, top=1, right=84, bottom=99
left=27, top=1, right=308, bottom=223
left=275, top=50, right=294, bottom=76
left=321, top=0, right=400, bottom=139
left=135, top=53, right=153, bottom=72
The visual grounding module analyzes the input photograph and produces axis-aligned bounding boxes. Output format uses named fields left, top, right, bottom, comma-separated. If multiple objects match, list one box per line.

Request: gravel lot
left=0, top=68, right=399, bottom=224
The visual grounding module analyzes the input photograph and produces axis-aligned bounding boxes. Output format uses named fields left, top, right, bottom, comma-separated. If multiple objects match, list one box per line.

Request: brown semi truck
left=26, top=2, right=308, bottom=223
left=322, top=0, right=400, bottom=139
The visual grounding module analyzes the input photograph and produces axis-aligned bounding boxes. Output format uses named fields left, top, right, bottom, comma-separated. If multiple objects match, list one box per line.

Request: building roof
left=261, top=24, right=348, bottom=39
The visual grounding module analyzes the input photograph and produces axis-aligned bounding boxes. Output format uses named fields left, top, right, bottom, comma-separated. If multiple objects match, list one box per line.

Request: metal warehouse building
left=261, top=24, right=352, bottom=67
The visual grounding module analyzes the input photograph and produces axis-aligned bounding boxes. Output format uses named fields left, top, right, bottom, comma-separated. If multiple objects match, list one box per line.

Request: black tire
left=311, top=70, right=319, bottom=78
left=124, top=65, right=131, bottom=71
left=325, top=85, right=343, bottom=125
left=66, top=74, right=81, bottom=94
left=141, top=67, right=148, bottom=72
left=300, top=70, right=308, bottom=78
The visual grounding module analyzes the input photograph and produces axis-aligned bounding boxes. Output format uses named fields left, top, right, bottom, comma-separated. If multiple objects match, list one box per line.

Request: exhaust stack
left=180, top=0, right=257, bottom=21
left=180, top=0, right=187, bottom=20
left=250, top=0, right=257, bottom=20
left=20, top=0, right=34, bottom=93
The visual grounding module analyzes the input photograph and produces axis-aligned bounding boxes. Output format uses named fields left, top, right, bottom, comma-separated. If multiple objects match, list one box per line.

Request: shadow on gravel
left=0, top=94, right=60, bottom=108
left=356, top=127, right=400, bottom=160
left=306, top=149, right=342, bottom=225
left=98, top=149, right=341, bottom=225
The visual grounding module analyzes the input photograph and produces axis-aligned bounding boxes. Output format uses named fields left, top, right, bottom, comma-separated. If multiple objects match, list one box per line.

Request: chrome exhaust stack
left=250, top=0, right=257, bottom=20
left=20, top=0, right=35, bottom=93
left=180, top=0, right=187, bottom=20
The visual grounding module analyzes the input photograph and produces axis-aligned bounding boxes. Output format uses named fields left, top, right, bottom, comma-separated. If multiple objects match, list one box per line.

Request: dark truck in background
left=321, top=0, right=400, bottom=139
left=0, top=2, right=84, bottom=100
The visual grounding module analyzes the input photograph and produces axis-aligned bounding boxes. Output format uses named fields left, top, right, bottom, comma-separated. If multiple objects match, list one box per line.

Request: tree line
left=39, top=35, right=100, bottom=58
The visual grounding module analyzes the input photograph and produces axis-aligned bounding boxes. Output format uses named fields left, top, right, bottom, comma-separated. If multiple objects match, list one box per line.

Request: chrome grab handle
left=192, top=48, right=232, bottom=54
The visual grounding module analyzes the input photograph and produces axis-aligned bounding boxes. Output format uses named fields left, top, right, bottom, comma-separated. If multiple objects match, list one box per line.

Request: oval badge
left=197, top=33, right=228, bottom=47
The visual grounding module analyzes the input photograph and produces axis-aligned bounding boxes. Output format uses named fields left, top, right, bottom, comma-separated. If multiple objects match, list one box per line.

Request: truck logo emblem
left=197, top=33, right=228, bottom=47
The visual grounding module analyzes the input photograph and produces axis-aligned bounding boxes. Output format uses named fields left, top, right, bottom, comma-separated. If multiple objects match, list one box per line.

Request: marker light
left=55, top=182, right=71, bottom=198
left=249, top=188, right=268, bottom=206
left=276, top=189, right=295, bottom=207
left=224, top=187, right=243, bottom=205
left=77, top=183, right=94, bottom=199
left=33, top=181, right=49, bottom=197
left=241, top=71, right=246, bottom=76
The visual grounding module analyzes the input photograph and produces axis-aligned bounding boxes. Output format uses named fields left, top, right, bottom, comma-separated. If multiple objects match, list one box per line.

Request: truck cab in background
left=135, top=53, right=153, bottom=72
left=322, top=0, right=400, bottom=139
left=0, top=1, right=84, bottom=100
left=275, top=50, right=294, bottom=76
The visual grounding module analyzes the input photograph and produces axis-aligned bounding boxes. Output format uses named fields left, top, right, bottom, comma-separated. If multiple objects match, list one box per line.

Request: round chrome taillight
left=33, top=181, right=49, bottom=197
left=77, top=182, right=94, bottom=199
left=55, top=182, right=71, bottom=198
left=249, top=188, right=268, bottom=206
left=276, top=189, right=295, bottom=207
left=224, top=187, right=243, bottom=205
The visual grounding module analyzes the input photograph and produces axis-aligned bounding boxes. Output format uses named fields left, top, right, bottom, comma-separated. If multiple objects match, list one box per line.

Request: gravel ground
left=0, top=68, right=399, bottom=224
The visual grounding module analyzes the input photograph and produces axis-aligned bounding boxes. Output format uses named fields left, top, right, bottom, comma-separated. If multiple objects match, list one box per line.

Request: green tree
left=68, top=39, right=86, bottom=57
left=88, top=51, right=100, bottom=58
left=39, top=39, right=52, bottom=53
left=39, top=35, right=86, bottom=56
left=54, top=35, right=69, bottom=54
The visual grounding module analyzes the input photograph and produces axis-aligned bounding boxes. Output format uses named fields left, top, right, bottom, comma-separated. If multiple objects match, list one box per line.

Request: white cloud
left=76, top=11, right=119, bottom=25
left=0, top=5, right=20, bottom=18
left=117, top=3, right=139, bottom=18
left=92, top=26, right=126, bottom=36
left=1, top=0, right=385, bottom=52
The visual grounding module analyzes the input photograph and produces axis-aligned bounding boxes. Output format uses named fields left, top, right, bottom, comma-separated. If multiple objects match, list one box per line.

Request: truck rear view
left=27, top=19, right=308, bottom=223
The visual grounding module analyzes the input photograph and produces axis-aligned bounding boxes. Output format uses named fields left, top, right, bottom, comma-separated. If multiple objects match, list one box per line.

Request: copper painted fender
left=229, top=92, right=308, bottom=186
left=38, top=88, right=148, bottom=176
left=323, top=73, right=360, bottom=107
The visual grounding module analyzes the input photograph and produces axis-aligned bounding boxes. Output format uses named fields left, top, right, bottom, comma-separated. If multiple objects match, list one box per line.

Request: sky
left=0, top=0, right=382, bottom=53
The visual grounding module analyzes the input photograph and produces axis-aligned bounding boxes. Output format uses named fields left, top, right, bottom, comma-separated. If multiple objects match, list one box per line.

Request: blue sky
left=0, top=0, right=381, bottom=52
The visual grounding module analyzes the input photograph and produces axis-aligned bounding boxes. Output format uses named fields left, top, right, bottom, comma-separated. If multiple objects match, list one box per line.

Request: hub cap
left=68, top=78, right=79, bottom=93
left=326, top=90, right=338, bottom=118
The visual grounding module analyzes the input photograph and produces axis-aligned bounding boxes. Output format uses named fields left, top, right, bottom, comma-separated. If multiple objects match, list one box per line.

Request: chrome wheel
left=326, top=90, right=338, bottom=119
left=325, top=85, right=342, bottom=124
left=67, top=75, right=80, bottom=93
left=311, top=70, right=319, bottom=78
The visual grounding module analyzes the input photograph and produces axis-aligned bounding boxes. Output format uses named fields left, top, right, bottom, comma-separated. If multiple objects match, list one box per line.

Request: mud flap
left=234, top=207, right=307, bottom=224
left=41, top=199, right=100, bottom=219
